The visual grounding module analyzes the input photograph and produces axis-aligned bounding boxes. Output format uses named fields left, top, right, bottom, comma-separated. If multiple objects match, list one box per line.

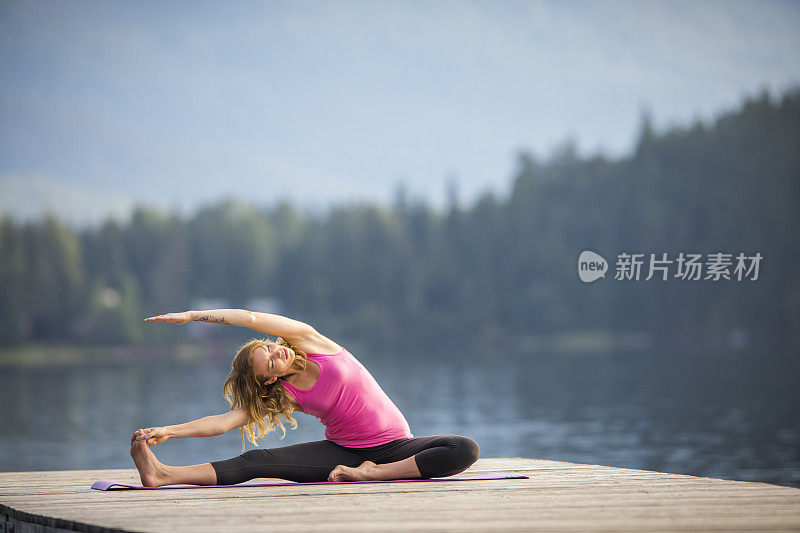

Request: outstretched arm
left=144, top=309, right=315, bottom=343
left=132, top=408, right=250, bottom=446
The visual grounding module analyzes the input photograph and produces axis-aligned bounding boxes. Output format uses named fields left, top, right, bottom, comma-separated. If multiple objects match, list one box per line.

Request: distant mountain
left=0, top=175, right=134, bottom=228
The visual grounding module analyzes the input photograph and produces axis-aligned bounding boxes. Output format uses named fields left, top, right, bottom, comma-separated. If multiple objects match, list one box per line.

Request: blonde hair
left=222, top=337, right=308, bottom=449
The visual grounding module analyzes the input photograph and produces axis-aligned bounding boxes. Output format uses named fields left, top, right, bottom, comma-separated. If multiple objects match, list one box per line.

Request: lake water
left=1, top=345, right=798, bottom=487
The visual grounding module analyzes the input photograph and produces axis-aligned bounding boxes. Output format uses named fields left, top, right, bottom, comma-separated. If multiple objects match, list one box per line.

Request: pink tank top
left=280, top=348, right=413, bottom=447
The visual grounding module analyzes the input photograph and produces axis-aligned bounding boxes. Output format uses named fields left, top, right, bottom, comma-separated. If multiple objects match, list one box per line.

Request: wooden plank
left=2, top=459, right=799, bottom=532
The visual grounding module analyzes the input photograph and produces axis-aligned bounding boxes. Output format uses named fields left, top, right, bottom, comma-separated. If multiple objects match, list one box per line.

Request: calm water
left=1, top=346, right=798, bottom=487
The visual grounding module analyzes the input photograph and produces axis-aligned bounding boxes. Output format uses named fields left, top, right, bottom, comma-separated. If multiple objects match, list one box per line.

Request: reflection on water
left=1, top=346, right=798, bottom=487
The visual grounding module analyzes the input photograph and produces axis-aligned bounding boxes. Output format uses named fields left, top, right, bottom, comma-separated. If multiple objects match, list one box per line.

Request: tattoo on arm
left=196, top=314, right=229, bottom=325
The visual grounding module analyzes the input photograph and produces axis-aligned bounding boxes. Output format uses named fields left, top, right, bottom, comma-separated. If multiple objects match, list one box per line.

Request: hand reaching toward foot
left=132, top=427, right=170, bottom=446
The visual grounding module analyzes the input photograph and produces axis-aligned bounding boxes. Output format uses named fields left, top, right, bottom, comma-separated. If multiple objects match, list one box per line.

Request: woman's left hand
left=143, top=311, right=192, bottom=325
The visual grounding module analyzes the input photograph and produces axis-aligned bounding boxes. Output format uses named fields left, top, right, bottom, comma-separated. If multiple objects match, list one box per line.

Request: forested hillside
left=1, top=89, right=798, bottom=351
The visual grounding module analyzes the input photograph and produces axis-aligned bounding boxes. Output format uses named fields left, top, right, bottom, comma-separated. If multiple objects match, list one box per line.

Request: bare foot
left=130, top=439, right=171, bottom=487
left=328, top=460, right=380, bottom=482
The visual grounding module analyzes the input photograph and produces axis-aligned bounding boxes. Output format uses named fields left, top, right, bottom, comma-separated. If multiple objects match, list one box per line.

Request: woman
left=131, top=308, right=479, bottom=486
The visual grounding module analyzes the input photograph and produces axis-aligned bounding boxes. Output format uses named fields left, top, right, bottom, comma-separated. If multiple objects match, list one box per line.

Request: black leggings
left=210, top=435, right=480, bottom=485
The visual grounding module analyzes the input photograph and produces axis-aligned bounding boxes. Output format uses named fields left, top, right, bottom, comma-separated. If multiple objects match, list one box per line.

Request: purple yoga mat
left=92, top=472, right=528, bottom=490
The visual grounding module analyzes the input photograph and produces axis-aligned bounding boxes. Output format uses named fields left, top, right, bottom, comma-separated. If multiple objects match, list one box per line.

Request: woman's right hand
left=132, top=427, right=170, bottom=447
left=143, top=311, right=193, bottom=325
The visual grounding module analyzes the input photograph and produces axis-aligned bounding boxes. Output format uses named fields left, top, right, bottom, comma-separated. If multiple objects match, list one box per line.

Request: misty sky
left=1, top=0, right=799, bottom=225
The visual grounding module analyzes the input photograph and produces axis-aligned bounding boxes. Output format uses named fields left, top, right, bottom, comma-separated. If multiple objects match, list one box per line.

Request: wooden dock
left=2, top=458, right=799, bottom=532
